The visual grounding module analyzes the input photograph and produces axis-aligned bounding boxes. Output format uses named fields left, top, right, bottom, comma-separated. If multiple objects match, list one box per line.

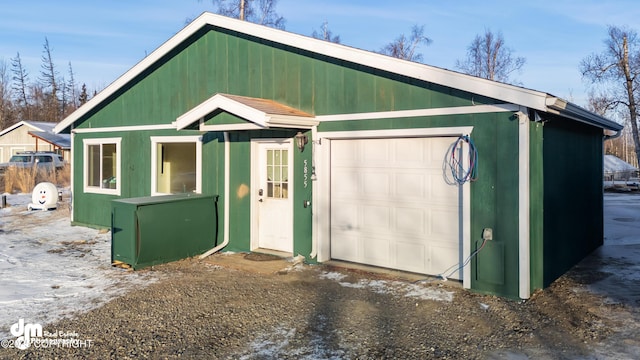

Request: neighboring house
left=54, top=13, right=622, bottom=299
left=0, top=121, right=71, bottom=162
left=603, top=154, right=638, bottom=181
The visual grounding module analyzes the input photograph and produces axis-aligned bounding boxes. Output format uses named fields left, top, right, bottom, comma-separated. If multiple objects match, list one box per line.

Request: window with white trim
left=151, top=136, right=202, bottom=195
left=83, top=138, right=121, bottom=195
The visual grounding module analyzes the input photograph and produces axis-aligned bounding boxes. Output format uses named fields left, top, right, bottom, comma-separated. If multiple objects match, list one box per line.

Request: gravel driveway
left=1, top=193, right=640, bottom=359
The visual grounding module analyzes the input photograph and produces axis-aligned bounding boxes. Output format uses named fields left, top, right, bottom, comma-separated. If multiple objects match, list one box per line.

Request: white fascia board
left=545, top=98, right=623, bottom=131
left=72, top=124, right=176, bottom=134
left=319, top=126, right=474, bottom=139
left=316, top=104, right=519, bottom=122
left=267, top=115, right=319, bottom=128
left=0, top=121, right=29, bottom=136
left=55, top=12, right=554, bottom=135
left=199, top=123, right=264, bottom=131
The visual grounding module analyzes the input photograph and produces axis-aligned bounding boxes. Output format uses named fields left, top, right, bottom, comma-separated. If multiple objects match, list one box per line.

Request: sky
left=1, top=1, right=640, bottom=108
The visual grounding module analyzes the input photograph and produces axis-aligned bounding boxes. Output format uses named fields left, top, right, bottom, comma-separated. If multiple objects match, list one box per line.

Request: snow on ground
left=0, top=193, right=159, bottom=338
left=318, top=271, right=454, bottom=302
left=589, top=193, right=640, bottom=305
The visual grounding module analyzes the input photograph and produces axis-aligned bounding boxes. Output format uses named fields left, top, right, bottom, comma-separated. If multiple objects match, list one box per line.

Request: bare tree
left=39, top=37, right=60, bottom=121
left=0, top=59, right=15, bottom=129
left=455, top=29, right=525, bottom=84
left=11, top=52, right=30, bottom=120
left=205, top=0, right=285, bottom=29
left=379, top=25, right=431, bottom=63
left=312, top=20, right=341, bottom=44
left=65, top=62, right=78, bottom=110
left=581, top=25, right=640, bottom=166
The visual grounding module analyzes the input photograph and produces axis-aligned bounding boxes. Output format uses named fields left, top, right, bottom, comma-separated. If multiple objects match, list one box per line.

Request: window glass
left=266, top=149, right=288, bottom=199
left=36, top=156, right=52, bottom=163
left=155, top=142, right=196, bottom=194
left=87, top=144, right=101, bottom=187
left=85, top=140, right=119, bottom=193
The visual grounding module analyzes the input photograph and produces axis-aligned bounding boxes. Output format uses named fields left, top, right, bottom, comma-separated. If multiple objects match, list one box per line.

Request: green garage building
left=55, top=12, right=622, bottom=299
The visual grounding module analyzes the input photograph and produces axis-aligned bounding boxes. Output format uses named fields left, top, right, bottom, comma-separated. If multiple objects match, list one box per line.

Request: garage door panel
left=430, top=244, right=460, bottom=275
left=362, top=140, right=389, bottom=164
left=331, top=233, right=359, bottom=260
left=331, top=202, right=358, bottom=230
left=361, top=204, right=391, bottom=231
left=431, top=207, right=459, bottom=241
left=396, top=242, right=427, bottom=272
left=396, top=172, right=426, bottom=198
left=332, top=169, right=360, bottom=196
left=331, top=137, right=460, bottom=279
left=362, top=172, right=390, bottom=197
left=395, top=207, right=427, bottom=237
left=363, top=237, right=391, bottom=264
left=429, top=173, right=458, bottom=203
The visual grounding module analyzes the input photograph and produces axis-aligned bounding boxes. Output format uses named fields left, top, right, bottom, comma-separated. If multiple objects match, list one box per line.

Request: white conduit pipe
left=309, top=126, right=318, bottom=259
left=199, top=131, right=230, bottom=259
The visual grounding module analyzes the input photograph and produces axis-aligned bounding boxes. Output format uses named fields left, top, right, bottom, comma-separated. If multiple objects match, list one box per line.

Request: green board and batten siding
left=66, top=24, right=607, bottom=299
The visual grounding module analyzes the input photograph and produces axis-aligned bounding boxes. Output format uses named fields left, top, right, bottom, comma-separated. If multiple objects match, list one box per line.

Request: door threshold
left=252, top=248, right=293, bottom=259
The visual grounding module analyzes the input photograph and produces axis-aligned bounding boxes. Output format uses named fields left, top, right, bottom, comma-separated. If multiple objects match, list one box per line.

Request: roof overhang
left=28, top=131, right=71, bottom=149
left=175, top=93, right=318, bottom=131
left=544, top=97, right=623, bottom=131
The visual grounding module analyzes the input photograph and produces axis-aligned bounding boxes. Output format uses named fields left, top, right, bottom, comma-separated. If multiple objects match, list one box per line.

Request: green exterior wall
left=541, top=117, right=604, bottom=286
left=65, top=24, right=607, bottom=298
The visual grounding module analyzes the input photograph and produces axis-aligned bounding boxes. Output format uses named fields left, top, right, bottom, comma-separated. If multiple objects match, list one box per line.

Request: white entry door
left=330, top=137, right=461, bottom=278
left=255, top=140, right=294, bottom=252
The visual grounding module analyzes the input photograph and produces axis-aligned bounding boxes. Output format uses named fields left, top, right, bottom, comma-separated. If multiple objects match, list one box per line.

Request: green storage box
left=111, top=194, right=219, bottom=269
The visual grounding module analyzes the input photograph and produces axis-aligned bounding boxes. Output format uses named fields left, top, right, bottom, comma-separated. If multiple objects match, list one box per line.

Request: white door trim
left=315, top=127, right=473, bottom=289
left=250, top=138, right=294, bottom=252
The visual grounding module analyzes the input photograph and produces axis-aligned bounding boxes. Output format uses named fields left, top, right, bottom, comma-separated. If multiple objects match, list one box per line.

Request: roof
left=176, top=93, right=317, bottom=131
left=0, top=120, right=70, bottom=149
left=54, top=12, right=623, bottom=134
left=604, top=155, right=638, bottom=173
left=28, top=131, right=71, bottom=149
left=0, top=120, right=57, bottom=137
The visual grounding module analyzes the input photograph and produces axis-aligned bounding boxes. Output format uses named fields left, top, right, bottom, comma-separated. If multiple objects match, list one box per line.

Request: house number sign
left=303, top=159, right=309, bottom=188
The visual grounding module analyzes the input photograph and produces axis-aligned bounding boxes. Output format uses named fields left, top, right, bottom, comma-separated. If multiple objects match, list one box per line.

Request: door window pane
left=266, top=149, right=288, bottom=199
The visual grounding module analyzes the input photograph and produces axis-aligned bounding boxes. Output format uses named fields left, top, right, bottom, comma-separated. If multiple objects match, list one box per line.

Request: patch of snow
left=318, top=271, right=347, bottom=281
left=320, top=272, right=454, bottom=302
left=239, top=321, right=347, bottom=360
left=0, top=193, right=159, bottom=338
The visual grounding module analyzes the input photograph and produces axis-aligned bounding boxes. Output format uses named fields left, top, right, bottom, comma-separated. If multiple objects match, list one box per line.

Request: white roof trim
left=0, top=121, right=48, bottom=136
left=54, top=12, right=621, bottom=134
left=72, top=124, right=176, bottom=134
left=200, top=123, right=264, bottom=131
left=176, top=93, right=319, bottom=130
left=317, top=103, right=520, bottom=122
left=176, top=93, right=269, bottom=129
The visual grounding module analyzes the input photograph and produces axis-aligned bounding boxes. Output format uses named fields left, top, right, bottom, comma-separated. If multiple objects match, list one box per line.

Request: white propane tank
left=28, top=182, right=58, bottom=211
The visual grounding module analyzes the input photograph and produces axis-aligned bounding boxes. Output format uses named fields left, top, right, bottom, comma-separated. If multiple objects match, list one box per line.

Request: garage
left=330, top=137, right=461, bottom=278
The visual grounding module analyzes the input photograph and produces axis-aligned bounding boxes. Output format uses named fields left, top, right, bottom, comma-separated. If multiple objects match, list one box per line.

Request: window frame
left=82, top=137, right=122, bottom=195
left=150, top=136, right=202, bottom=196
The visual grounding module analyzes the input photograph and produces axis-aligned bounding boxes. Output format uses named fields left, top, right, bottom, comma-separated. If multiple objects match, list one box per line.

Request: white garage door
left=330, top=137, right=461, bottom=278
